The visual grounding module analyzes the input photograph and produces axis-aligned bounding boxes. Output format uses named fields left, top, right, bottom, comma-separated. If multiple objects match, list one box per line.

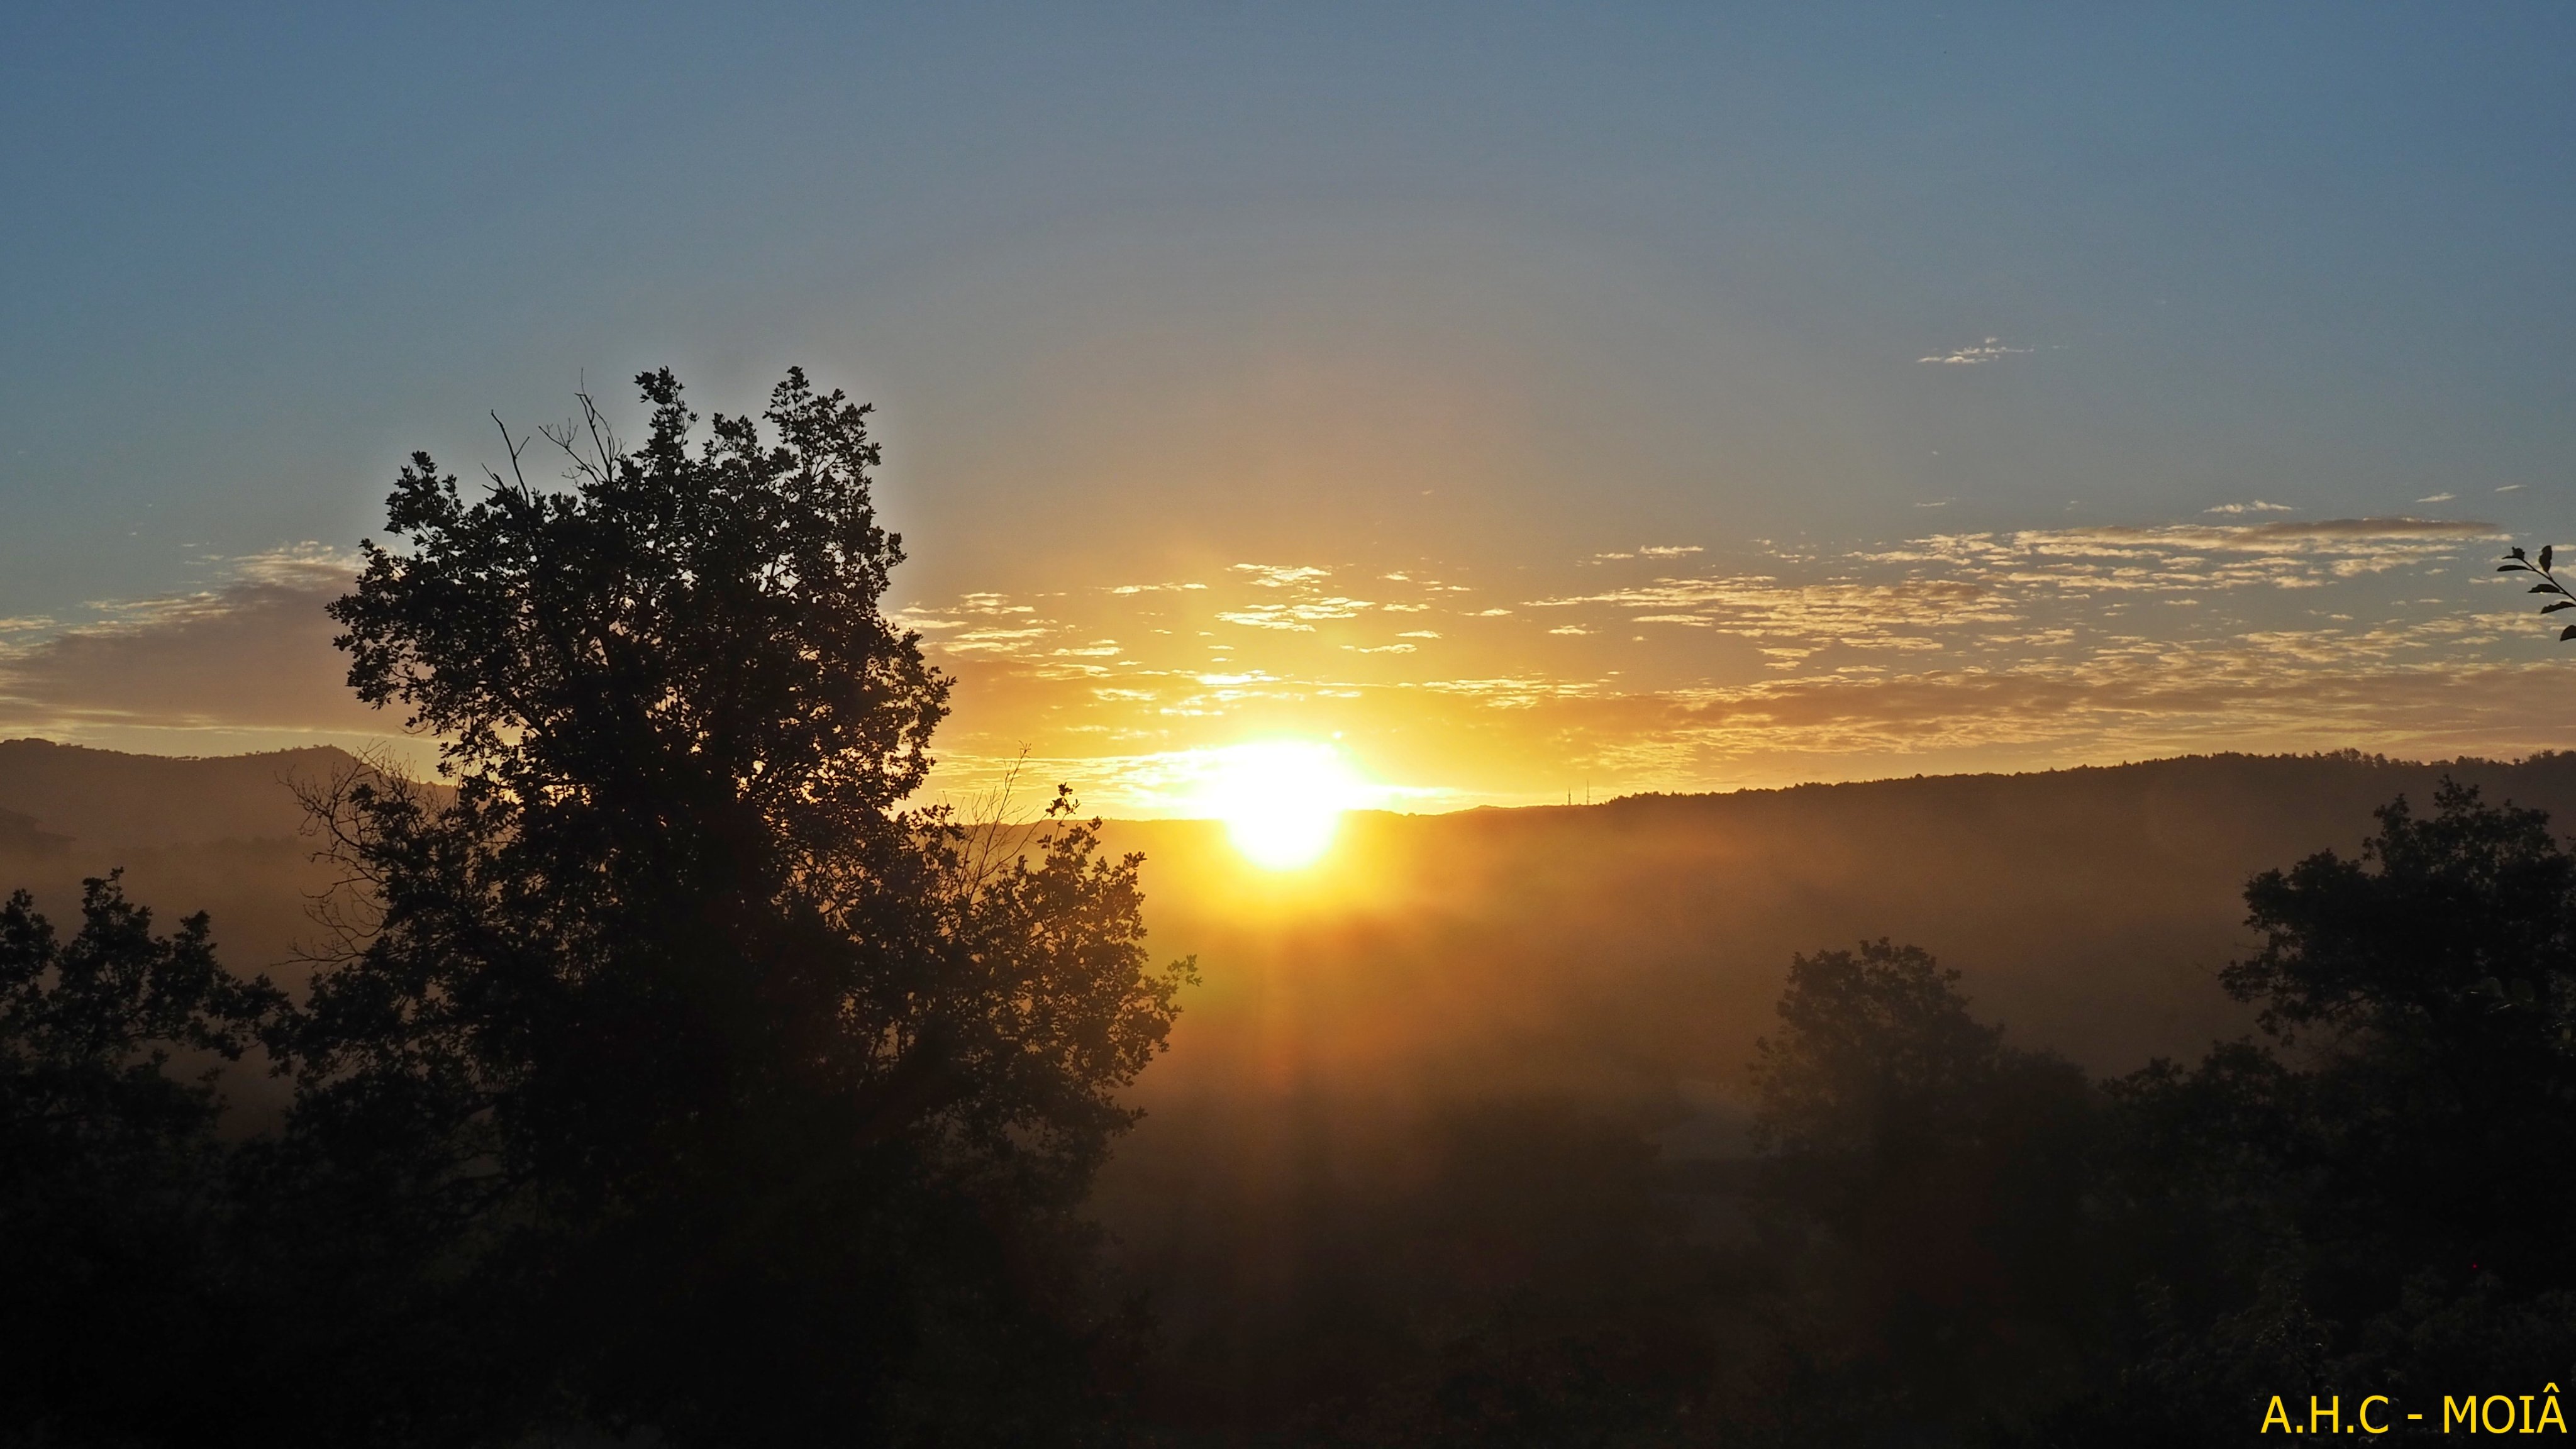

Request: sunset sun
left=1197, top=740, right=1366, bottom=870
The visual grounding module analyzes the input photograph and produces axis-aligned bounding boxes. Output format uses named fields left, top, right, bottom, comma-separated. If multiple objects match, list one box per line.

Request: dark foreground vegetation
left=5, top=373, right=2572, bottom=1445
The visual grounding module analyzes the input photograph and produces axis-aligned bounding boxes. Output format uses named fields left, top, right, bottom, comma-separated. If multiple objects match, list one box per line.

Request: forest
left=6, top=372, right=2573, bottom=1446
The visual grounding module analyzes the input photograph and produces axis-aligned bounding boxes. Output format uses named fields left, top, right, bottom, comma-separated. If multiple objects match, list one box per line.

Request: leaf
left=2532, top=584, right=2562, bottom=594
left=2501, top=564, right=2531, bottom=572
left=2545, top=602, right=2576, bottom=613
left=2512, top=546, right=2531, bottom=559
left=2559, top=624, right=2575, bottom=641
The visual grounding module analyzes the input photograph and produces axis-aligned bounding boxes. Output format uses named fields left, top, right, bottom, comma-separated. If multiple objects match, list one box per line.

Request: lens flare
left=1197, top=740, right=1365, bottom=869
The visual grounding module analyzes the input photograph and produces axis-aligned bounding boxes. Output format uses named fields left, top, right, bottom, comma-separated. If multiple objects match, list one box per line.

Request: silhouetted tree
left=1746, top=941, right=2095, bottom=1438
left=2224, top=781, right=2576, bottom=1323
left=272, top=369, right=1192, bottom=1445
left=0, top=875, right=281, bottom=1444
left=2034, top=781, right=2576, bottom=1443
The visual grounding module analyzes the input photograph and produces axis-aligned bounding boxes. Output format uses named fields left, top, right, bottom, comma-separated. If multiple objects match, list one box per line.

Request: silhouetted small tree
left=273, top=369, right=1192, bottom=1445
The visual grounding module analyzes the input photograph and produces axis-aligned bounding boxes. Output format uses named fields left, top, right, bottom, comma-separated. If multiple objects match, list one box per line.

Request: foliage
left=2497, top=544, right=2576, bottom=641
left=265, top=368, right=1193, bottom=1443
left=1747, top=941, right=2096, bottom=1440
left=2220, top=781, right=2576, bottom=1336
left=0, top=875, right=281, bottom=1444
left=2035, top=780, right=2576, bottom=1442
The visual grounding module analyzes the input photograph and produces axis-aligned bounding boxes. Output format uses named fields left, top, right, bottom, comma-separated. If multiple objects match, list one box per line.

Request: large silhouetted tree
left=275, top=369, right=1192, bottom=1445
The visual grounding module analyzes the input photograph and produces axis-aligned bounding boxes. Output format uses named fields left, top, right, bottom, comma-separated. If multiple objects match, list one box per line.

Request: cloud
left=0, top=548, right=382, bottom=736
left=2417, top=493, right=2456, bottom=504
left=1231, top=564, right=1331, bottom=589
left=1591, top=544, right=1706, bottom=564
left=2499, top=484, right=2526, bottom=493
left=1215, top=597, right=1375, bottom=631
left=941, top=627, right=1053, bottom=655
left=2204, top=501, right=2294, bottom=515
left=1526, top=572, right=2012, bottom=649
left=2060, top=517, right=2489, bottom=547
left=1917, top=338, right=2033, bottom=365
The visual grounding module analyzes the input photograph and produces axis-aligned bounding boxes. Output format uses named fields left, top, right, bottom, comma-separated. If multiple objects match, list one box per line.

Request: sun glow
left=1197, top=740, right=1367, bottom=870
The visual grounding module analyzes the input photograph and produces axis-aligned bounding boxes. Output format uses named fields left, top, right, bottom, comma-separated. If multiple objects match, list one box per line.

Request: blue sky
left=5, top=4, right=2573, bottom=804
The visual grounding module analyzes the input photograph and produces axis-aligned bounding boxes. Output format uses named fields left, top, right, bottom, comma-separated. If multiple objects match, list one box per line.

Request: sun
left=1197, top=740, right=1365, bottom=870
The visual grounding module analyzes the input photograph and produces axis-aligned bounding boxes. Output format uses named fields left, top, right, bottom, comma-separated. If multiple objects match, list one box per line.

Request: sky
left=4, top=3, right=2574, bottom=813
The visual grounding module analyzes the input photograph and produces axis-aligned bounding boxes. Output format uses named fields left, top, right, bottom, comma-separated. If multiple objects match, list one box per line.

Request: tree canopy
left=268, top=369, right=1192, bottom=1443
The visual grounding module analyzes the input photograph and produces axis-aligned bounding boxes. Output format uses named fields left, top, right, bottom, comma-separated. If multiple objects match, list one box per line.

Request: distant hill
left=0, top=738, right=367, bottom=849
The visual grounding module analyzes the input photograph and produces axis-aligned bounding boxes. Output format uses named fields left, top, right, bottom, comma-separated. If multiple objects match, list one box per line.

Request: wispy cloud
left=1917, top=337, right=2033, bottom=366
left=944, top=626, right=1053, bottom=655
left=1232, top=564, right=1331, bottom=589
left=1591, top=544, right=1706, bottom=564
left=0, top=547, right=379, bottom=738
left=2204, top=500, right=2294, bottom=515
left=1106, top=580, right=1209, bottom=595
left=1216, top=597, right=1375, bottom=631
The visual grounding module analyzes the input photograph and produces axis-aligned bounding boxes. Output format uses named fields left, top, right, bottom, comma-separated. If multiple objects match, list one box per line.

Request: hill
left=0, top=738, right=364, bottom=849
